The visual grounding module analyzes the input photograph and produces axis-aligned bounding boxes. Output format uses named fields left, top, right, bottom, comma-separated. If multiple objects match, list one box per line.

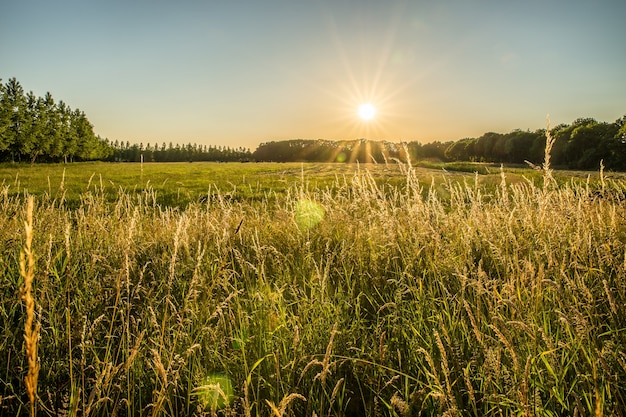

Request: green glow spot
left=295, top=199, right=325, bottom=230
left=194, top=374, right=233, bottom=410
left=336, top=152, right=347, bottom=162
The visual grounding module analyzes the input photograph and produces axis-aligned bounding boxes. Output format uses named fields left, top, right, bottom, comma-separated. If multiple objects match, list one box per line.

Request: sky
left=2, top=0, right=625, bottom=150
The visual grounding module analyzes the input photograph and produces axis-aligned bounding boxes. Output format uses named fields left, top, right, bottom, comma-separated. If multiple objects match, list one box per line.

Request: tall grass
left=19, top=196, right=39, bottom=417
left=1, top=156, right=625, bottom=416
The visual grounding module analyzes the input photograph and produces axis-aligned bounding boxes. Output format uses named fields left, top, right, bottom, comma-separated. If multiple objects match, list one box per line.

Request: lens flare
left=295, top=199, right=325, bottom=230
left=194, top=374, right=233, bottom=410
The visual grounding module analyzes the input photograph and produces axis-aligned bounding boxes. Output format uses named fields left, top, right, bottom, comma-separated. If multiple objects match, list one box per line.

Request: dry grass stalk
left=520, top=356, right=532, bottom=417
left=417, top=347, right=443, bottom=393
left=314, top=322, right=339, bottom=384
left=329, top=377, right=344, bottom=408
left=125, top=330, right=145, bottom=373
left=463, top=365, right=476, bottom=409
left=265, top=393, right=306, bottom=417
left=602, top=279, right=617, bottom=315
left=499, top=164, right=509, bottom=205
left=599, top=159, right=606, bottom=193
left=490, top=324, right=520, bottom=374
left=151, top=348, right=168, bottom=388
left=391, top=392, right=409, bottom=417
left=463, top=300, right=484, bottom=348
left=542, top=117, right=557, bottom=193
left=242, top=379, right=251, bottom=417
left=20, top=196, right=39, bottom=417
left=434, top=330, right=456, bottom=411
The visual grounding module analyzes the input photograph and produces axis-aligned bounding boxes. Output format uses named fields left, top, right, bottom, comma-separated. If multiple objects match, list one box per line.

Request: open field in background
left=1, top=161, right=625, bottom=416
left=1, top=162, right=411, bottom=208
left=2, top=161, right=624, bottom=208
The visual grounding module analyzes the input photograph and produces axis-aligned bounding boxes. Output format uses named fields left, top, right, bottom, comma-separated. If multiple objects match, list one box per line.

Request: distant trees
left=550, top=118, right=624, bottom=170
left=251, top=118, right=625, bottom=171
left=405, top=141, right=451, bottom=162
left=441, top=117, right=626, bottom=170
left=253, top=139, right=405, bottom=163
left=0, top=78, right=113, bottom=163
left=109, top=141, right=252, bottom=162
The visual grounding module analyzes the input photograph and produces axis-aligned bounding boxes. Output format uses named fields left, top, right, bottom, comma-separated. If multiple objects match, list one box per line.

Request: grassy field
left=1, top=160, right=625, bottom=416
left=1, top=161, right=419, bottom=207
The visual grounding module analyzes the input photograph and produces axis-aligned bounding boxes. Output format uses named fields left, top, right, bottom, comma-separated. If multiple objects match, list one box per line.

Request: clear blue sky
left=2, top=0, right=625, bottom=150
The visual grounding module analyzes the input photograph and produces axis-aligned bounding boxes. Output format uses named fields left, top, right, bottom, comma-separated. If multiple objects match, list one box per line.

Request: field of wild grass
left=0, top=161, right=414, bottom=208
left=1, top=160, right=625, bottom=416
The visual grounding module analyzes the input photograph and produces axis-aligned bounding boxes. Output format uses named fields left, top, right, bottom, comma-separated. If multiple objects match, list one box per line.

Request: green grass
left=0, top=161, right=414, bottom=208
left=1, top=161, right=625, bottom=416
left=3, top=160, right=608, bottom=209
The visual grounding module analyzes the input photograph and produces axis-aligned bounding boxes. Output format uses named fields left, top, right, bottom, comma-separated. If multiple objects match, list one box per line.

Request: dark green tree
left=609, top=116, right=626, bottom=170
left=40, top=92, right=60, bottom=160
left=0, top=79, right=8, bottom=153
left=58, top=101, right=78, bottom=163
left=445, top=138, right=474, bottom=161
left=504, top=130, right=542, bottom=164
left=73, top=109, right=99, bottom=160
left=20, top=91, right=44, bottom=163
left=2, top=78, right=27, bottom=161
left=474, top=132, right=502, bottom=161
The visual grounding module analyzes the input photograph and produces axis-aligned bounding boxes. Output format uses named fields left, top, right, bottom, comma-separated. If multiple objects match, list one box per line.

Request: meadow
left=1, top=159, right=625, bottom=416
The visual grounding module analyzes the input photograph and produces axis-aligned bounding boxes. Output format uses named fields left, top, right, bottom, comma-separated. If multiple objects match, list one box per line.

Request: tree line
left=444, top=117, right=626, bottom=170
left=251, top=117, right=626, bottom=171
left=109, top=141, right=252, bottom=162
left=2, top=78, right=624, bottom=169
left=252, top=138, right=450, bottom=164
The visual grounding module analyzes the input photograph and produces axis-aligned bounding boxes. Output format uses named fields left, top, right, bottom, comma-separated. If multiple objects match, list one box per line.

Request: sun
left=357, top=103, right=376, bottom=121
